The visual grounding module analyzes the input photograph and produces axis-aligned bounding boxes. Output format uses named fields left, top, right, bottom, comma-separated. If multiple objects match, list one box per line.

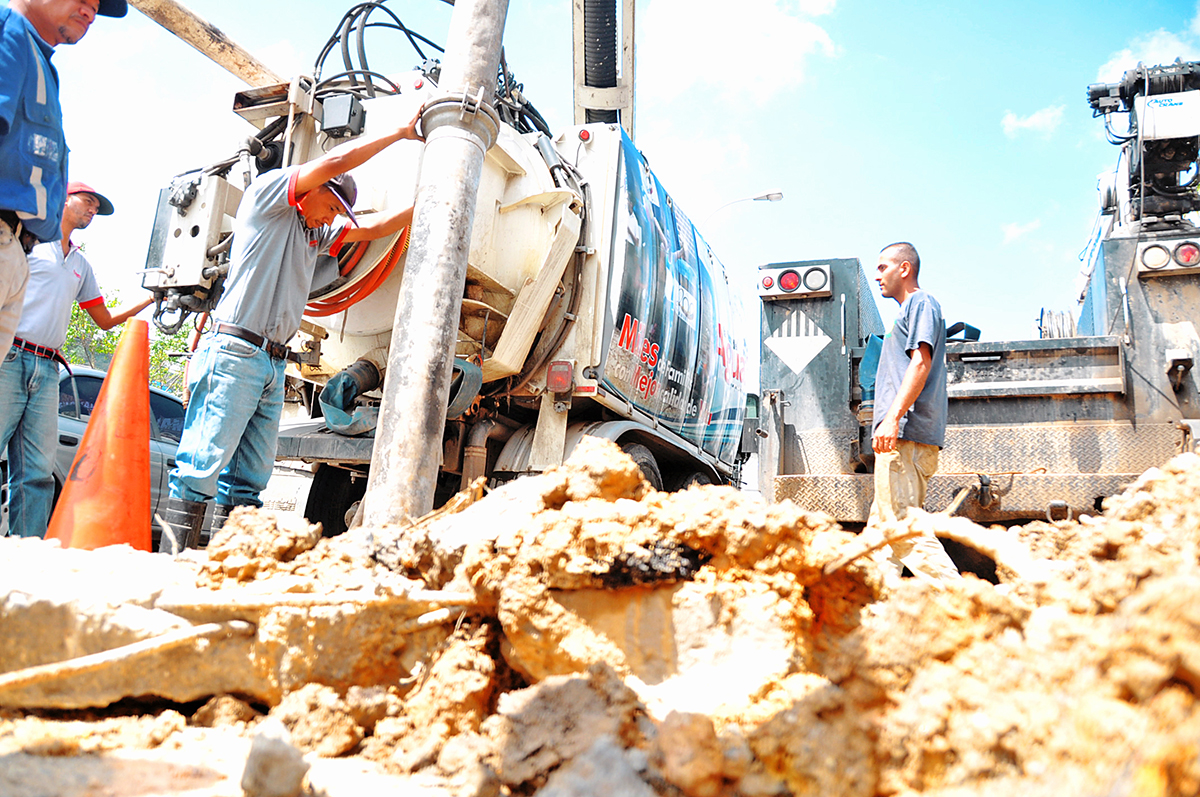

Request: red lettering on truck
left=618, top=314, right=640, bottom=351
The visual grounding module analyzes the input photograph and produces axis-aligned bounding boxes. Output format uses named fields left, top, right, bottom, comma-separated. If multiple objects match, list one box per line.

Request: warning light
left=778, top=270, right=801, bottom=292
left=1141, top=244, right=1170, bottom=269
left=546, top=360, right=574, bottom=393
left=1174, top=242, right=1200, bottom=266
left=414, top=78, right=424, bottom=90
left=579, top=129, right=591, bottom=141
left=803, top=267, right=829, bottom=291
left=758, top=263, right=832, bottom=300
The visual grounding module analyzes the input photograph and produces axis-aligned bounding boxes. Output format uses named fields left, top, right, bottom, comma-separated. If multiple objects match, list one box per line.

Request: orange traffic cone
left=46, top=320, right=152, bottom=550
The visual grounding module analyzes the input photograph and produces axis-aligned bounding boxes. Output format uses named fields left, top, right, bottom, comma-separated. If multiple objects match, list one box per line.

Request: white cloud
left=1002, top=219, right=1042, bottom=244
left=634, top=118, right=754, bottom=218
left=797, top=0, right=838, bottom=15
left=1001, top=105, right=1065, bottom=139
left=640, top=0, right=836, bottom=106
left=1096, top=31, right=1200, bottom=83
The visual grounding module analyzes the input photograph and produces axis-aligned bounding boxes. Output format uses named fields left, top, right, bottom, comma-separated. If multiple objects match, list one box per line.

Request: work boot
left=158, top=497, right=207, bottom=554
left=203, top=504, right=235, bottom=547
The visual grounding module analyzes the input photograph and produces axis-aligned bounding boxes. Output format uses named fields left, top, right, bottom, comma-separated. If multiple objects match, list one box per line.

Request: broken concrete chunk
left=654, top=711, right=726, bottom=797
left=484, top=663, right=645, bottom=788
left=271, top=683, right=363, bottom=757
left=536, top=736, right=656, bottom=797
left=344, top=685, right=401, bottom=733
left=240, top=718, right=309, bottom=797
left=193, top=694, right=262, bottom=728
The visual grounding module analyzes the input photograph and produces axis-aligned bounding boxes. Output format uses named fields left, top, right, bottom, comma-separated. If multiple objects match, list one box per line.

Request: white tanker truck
left=141, top=2, right=750, bottom=534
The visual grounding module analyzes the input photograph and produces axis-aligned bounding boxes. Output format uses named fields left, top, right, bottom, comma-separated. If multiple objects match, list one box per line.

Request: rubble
left=240, top=719, right=309, bottom=797
left=2, top=441, right=1200, bottom=795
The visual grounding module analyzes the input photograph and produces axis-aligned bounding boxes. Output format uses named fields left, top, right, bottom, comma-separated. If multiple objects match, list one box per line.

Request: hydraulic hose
left=583, top=0, right=618, bottom=123
left=306, top=227, right=410, bottom=317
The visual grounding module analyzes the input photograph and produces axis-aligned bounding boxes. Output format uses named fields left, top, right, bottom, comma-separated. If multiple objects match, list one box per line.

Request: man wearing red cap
left=0, top=182, right=151, bottom=538
left=0, top=0, right=129, bottom=375
left=163, top=113, right=422, bottom=552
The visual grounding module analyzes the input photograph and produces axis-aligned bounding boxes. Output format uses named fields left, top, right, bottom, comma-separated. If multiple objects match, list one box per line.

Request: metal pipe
left=461, top=419, right=497, bottom=486
left=460, top=418, right=514, bottom=488
left=362, top=0, right=510, bottom=526
left=129, top=0, right=283, bottom=87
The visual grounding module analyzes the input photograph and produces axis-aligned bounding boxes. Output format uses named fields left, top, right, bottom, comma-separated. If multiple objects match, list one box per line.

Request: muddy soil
left=3, top=441, right=1200, bottom=796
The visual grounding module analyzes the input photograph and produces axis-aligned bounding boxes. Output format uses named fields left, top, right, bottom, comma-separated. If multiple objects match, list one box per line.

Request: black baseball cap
left=325, top=174, right=359, bottom=227
left=98, top=0, right=129, bottom=18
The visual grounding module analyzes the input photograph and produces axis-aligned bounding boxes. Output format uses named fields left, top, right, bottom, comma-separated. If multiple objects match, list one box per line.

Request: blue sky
left=51, top=0, right=1200, bottom=380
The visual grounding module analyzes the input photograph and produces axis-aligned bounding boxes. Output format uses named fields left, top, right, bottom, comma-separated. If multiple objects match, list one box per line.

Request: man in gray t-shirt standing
left=162, top=111, right=422, bottom=553
left=867, top=241, right=960, bottom=586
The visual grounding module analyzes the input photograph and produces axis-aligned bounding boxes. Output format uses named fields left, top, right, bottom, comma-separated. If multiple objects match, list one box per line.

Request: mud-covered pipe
left=461, top=419, right=498, bottom=486
left=362, top=0, right=510, bottom=526
left=339, top=358, right=383, bottom=396
left=583, top=0, right=618, bottom=123
left=129, top=0, right=282, bottom=87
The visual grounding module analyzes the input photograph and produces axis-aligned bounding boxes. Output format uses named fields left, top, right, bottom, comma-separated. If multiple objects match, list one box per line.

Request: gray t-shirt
left=872, top=289, right=947, bottom=448
left=213, top=167, right=349, bottom=344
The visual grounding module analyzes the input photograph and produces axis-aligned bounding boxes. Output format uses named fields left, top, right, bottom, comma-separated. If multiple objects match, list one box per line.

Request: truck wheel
left=304, top=465, right=366, bottom=538
left=621, top=442, right=663, bottom=491
left=669, top=471, right=713, bottom=491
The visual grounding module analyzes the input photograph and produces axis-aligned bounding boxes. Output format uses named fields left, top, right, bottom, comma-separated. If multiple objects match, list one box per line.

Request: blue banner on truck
left=601, top=131, right=747, bottom=464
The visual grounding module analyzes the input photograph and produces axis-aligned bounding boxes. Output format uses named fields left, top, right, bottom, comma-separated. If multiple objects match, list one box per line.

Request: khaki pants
left=866, top=439, right=961, bottom=586
left=0, top=221, right=29, bottom=358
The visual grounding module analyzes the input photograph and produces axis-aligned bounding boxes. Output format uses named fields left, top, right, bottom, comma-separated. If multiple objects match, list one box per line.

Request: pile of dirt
left=3, top=441, right=1200, bottom=796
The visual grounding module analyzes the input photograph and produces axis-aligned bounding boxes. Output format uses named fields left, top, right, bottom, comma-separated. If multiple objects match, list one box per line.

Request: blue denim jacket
left=0, top=6, right=67, bottom=244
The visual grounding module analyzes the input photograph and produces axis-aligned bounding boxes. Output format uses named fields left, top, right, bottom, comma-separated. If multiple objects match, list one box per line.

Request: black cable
left=355, top=6, right=375, bottom=98
left=316, top=70, right=402, bottom=96
left=202, top=115, right=290, bottom=177
left=339, top=14, right=358, bottom=91
left=314, top=2, right=445, bottom=82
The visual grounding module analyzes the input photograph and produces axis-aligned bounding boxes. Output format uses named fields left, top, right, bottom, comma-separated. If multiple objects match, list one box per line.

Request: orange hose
left=306, top=227, right=410, bottom=317
left=338, top=240, right=366, bottom=276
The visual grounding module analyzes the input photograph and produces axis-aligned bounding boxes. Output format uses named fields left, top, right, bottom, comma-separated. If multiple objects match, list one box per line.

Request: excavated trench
left=3, top=438, right=1200, bottom=796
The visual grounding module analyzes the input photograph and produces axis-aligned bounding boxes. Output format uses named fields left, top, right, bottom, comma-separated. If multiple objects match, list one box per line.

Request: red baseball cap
left=67, top=182, right=114, bottom=216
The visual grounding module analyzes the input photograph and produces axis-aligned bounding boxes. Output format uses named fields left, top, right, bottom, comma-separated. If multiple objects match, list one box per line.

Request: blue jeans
left=0, top=347, right=59, bottom=538
left=169, top=332, right=285, bottom=507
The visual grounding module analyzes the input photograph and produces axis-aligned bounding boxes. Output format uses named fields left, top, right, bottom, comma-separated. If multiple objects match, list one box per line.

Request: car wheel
left=304, top=464, right=367, bottom=538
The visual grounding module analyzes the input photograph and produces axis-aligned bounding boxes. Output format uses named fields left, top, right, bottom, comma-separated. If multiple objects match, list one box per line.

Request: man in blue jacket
left=0, top=0, right=128, bottom=359
left=0, top=0, right=128, bottom=360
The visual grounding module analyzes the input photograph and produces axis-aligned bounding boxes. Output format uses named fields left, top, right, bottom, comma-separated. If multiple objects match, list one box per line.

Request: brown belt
left=0, top=210, right=41, bottom=255
left=215, top=323, right=300, bottom=363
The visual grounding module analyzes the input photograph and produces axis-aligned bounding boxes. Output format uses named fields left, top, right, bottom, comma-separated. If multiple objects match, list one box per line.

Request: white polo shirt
left=15, top=240, right=103, bottom=350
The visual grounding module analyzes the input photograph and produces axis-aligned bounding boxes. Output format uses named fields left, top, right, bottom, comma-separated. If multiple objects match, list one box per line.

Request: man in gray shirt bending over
left=867, top=241, right=960, bottom=586
left=162, top=111, right=422, bottom=553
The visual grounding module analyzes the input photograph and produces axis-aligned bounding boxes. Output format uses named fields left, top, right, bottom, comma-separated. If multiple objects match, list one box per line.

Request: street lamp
left=702, top=190, right=784, bottom=226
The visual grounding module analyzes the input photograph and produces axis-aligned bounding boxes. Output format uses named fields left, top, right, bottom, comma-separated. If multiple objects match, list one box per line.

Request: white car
left=0, top=365, right=185, bottom=545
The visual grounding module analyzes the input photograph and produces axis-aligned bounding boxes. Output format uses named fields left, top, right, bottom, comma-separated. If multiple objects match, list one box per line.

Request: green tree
left=62, top=293, right=191, bottom=394
left=62, top=299, right=119, bottom=369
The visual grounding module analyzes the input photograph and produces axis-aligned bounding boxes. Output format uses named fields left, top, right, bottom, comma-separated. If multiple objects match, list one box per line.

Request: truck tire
left=304, top=465, right=366, bottom=538
left=621, top=442, right=663, bottom=491
left=669, top=470, right=713, bottom=491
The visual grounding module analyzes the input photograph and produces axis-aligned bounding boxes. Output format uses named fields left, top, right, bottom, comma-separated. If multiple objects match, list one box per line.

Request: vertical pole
left=361, top=0, right=509, bottom=526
